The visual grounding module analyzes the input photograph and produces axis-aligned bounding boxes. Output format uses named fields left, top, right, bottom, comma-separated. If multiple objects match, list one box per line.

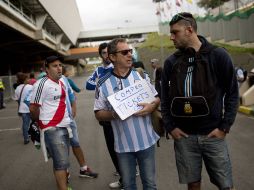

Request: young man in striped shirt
left=94, top=38, right=160, bottom=190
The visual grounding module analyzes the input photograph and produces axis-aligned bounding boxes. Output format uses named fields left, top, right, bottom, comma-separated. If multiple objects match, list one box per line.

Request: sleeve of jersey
left=85, top=69, right=98, bottom=90
left=30, top=81, right=45, bottom=106
left=93, top=85, right=108, bottom=111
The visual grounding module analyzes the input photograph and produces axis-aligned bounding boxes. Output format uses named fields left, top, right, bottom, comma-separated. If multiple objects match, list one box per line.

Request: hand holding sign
left=107, top=79, right=157, bottom=120
left=134, top=101, right=157, bottom=117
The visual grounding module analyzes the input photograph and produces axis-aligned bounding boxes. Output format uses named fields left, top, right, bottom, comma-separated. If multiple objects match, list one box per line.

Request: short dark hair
left=17, top=73, right=28, bottom=84
left=30, top=73, right=35, bottom=78
left=44, top=55, right=63, bottom=68
left=98, top=42, right=108, bottom=56
left=108, top=38, right=127, bottom=55
left=169, top=12, right=197, bottom=32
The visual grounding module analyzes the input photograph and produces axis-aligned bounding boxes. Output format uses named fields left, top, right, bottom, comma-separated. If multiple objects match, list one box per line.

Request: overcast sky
left=75, top=0, right=205, bottom=31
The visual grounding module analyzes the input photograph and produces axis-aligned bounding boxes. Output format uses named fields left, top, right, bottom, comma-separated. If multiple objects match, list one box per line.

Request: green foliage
left=197, top=0, right=230, bottom=9
left=139, top=32, right=254, bottom=54
left=140, top=33, right=175, bottom=51
left=213, top=42, right=254, bottom=54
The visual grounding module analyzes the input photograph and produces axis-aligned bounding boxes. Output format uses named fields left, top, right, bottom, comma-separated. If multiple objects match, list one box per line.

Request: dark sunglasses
left=170, top=13, right=193, bottom=25
left=113, top=49, right=133, bottom=56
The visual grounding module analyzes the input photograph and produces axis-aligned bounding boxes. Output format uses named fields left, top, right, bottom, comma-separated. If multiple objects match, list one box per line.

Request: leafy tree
left=197, top=0, right=230, bottom=9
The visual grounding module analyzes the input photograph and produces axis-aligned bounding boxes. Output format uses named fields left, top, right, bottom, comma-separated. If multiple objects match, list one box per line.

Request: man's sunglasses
left=170, top=13, right=193, bottom=25
left=112, top=49, right=133, bottom=56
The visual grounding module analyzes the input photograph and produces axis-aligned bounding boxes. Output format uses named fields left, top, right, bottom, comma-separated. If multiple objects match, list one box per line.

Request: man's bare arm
left=30, top=104, right=40, bottom=121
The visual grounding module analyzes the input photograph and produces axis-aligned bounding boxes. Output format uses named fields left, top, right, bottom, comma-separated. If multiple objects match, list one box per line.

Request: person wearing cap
left=30, top=55, right=72, bottom=190
left=150, top=59, right=162, bottom=98
left=161, top=12, right=238, bottom=190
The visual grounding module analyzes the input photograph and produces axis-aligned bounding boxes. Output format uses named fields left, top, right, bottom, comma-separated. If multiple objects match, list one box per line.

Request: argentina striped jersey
left=94, top=69, right=159, bottom=153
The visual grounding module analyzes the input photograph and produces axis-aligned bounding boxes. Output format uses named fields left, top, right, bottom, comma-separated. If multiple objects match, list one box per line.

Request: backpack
left=169, top=46, right=218, bottom=118
left=28, top=121, right=41, bottom=149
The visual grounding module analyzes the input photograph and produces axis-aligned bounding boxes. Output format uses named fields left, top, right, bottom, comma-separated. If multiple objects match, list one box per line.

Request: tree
left=197, top=0, right=230, bottom=9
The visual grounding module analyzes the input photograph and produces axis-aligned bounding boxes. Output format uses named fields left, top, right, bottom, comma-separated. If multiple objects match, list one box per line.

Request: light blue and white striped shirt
left=94, top=69, right=159, bottom=153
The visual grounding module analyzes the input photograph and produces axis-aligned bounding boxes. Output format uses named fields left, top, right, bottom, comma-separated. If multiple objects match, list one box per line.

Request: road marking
left=0, top=116, right=19, bottom=120
left=0, top=128, right=20, bottom=132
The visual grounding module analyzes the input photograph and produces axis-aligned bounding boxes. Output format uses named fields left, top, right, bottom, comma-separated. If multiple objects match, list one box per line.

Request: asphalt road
left=0, top=75, right=253, bottom=190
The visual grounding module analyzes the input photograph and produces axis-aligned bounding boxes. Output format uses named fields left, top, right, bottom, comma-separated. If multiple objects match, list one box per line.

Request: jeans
left=117, top=145, right=157, bottom=190
left=21, top=113, right=30, bottom=141
left=45, top=127, right=70, bottom=170
left=174, top=135, right=233, bottom=189
left=69, top=120, right=80, bottom=147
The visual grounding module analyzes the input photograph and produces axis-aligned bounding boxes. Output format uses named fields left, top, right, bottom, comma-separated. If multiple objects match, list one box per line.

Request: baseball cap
left=45, top=55, right=63, bottom=66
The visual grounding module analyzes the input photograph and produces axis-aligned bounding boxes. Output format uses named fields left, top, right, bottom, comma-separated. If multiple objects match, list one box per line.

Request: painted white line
left=0, top=128, right=20, bottom=132
left=0, top=116, right=19, bottom=120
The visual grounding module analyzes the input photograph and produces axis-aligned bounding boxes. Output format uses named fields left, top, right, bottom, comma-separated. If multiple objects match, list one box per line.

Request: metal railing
left=1, top=0, right=36, bottom=25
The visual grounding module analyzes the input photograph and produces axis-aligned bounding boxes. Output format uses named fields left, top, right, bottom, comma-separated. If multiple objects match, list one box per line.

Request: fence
left=159, top=8, right=254, bottom=45
left=1, top=75, right=17, bottom=101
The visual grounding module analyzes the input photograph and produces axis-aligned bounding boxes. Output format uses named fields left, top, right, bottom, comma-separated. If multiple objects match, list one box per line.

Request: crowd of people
left=2, top=12, right=251, bottom=190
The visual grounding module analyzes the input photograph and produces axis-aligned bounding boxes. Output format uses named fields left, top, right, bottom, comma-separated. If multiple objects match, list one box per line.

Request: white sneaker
left=109, top=181, right=122, bottom=189
left=136, top=170, right=139, bottom=176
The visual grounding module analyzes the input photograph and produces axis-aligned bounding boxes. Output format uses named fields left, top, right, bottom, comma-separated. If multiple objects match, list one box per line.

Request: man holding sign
left=94, top=38, right=160, bottom=190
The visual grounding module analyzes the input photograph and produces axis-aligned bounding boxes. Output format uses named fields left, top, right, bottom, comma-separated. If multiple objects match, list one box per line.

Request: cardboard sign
left=107, top=79, right=157, bottom=120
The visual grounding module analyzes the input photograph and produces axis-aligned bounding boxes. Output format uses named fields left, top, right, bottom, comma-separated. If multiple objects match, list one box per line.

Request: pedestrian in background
left=150, top=58, right=162, bottom=98
left=161, top=12, right=238, bottom=190
left=61, top=72, right=98, bottom=179
left=14, top=73, right=33, bottom=144
left=63, top=66, right=81, bottom=93
left=28, top=72, right=37, bottom=85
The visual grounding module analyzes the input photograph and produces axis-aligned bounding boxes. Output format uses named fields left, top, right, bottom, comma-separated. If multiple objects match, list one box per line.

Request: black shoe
left=24, top=139, right=30, bottom=145
left=79, top=167, right=98, bottom=178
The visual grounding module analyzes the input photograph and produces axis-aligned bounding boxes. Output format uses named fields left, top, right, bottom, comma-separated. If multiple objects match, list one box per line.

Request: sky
left=75, top=0, right=206, bottom=31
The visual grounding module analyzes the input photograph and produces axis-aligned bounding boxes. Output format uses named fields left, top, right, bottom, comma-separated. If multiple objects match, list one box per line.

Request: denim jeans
left=69, top=120, right=80, bottom=147
left=44, top=127, right=70, bottom=170
left=174, top=135, right=233, bottom=189
left=21, top=113, right=30, bottom=141
left=117, top=145, right=157, bottom=190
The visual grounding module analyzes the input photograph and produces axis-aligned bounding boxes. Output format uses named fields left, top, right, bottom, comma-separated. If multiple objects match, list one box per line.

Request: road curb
left=238, top=106, right=254, bottom=116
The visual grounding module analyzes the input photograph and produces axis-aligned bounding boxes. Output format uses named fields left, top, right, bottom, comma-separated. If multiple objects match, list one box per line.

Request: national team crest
left=184, top=102, right=192, bottom=114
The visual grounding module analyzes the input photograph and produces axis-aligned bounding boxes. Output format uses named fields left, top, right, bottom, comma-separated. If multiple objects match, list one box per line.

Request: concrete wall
left=39, top=0, right=83, bottom=44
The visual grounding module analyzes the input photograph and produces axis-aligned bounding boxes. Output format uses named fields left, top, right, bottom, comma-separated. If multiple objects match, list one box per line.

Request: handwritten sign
left=107, top=79, right=157, bottom=120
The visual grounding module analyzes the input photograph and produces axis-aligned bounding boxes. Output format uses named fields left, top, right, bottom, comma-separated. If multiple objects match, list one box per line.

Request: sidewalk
left=238, top=105, right=254, bottom=116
